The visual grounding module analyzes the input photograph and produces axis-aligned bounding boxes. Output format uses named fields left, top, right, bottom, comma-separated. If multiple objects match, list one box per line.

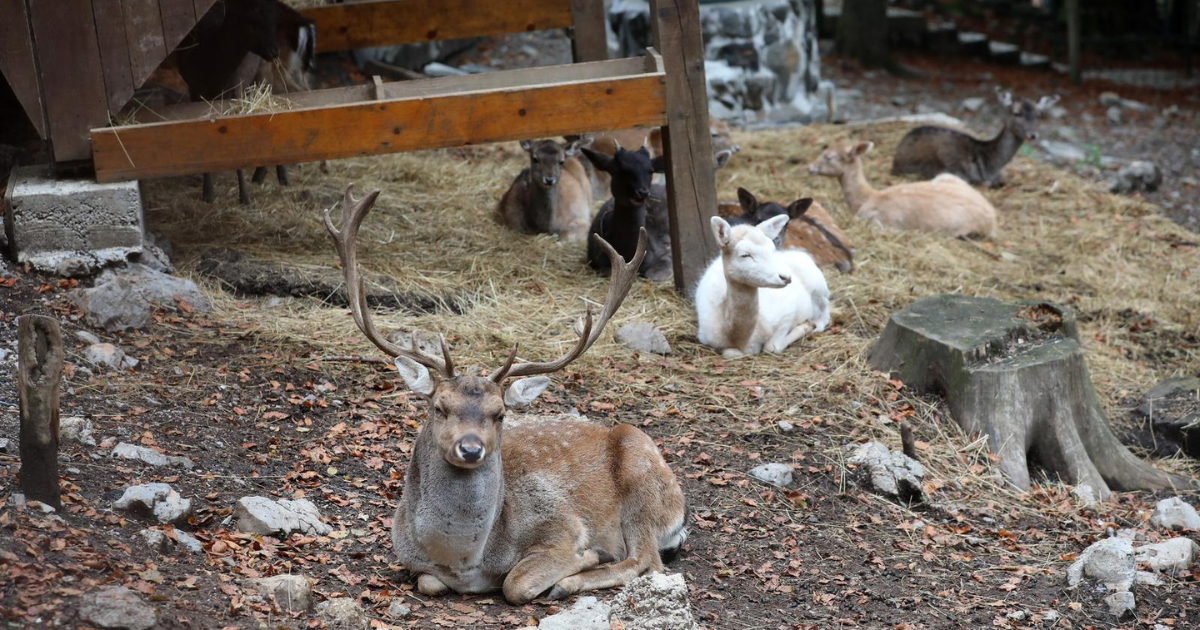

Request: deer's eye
left=740, top=253, right=752, bottom=259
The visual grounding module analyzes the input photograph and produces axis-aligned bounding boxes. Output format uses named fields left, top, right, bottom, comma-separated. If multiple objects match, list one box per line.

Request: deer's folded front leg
left=416, top=574, right=450, bottom=597
left=502, top=530, right=602, bottom=605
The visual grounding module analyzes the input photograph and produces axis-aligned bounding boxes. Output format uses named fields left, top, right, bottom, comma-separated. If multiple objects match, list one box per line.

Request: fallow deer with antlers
left=324, top=187, right=687, bottom=604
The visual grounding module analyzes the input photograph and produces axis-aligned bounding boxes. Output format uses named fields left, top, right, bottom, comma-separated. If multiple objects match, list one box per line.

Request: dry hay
left=140, top=122, right=1200, bottom=509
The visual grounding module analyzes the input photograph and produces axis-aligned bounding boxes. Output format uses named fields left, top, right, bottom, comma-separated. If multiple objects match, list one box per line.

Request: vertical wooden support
left=17, top=315, right=64, bottom=509
left=648, top=0, right=718, bottom=294
left=1067, top=0, right=1081, bottom=85
left=570, top=0, right=609, bottom=62
left=27, top=0, right=109, bottom=161
left=0, top=0, right=47, bottom=138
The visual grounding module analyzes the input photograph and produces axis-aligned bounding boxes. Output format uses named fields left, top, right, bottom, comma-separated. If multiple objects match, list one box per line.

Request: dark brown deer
left=723, top=188, right=855, bottom=273
left=584, top=146, right=663, bottom=276
left=325, top=186, right=687, bottom=604
left=891, top=88, right=1060, bottom=187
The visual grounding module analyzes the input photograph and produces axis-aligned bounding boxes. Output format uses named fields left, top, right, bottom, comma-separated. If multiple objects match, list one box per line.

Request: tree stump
left=868, top=295, right=1192, bottom=500
left=17, top=315, right=64, bottom=508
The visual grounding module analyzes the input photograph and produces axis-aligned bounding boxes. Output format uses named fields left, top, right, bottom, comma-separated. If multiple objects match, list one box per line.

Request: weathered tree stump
left=17, top=315, right=64, bottom=508
left=869, top=295, right=1192, bottom=500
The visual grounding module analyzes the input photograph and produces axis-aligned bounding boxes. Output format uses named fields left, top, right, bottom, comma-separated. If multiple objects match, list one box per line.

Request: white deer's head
left=711, top=214, right=793, bottom=289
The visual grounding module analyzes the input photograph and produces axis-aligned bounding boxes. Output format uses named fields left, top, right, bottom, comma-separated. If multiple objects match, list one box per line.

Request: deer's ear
left=582, top=148, right=615, bottom=174
left=504, top=377, right=551, bottom=408
left=711, top=216, right=733, bottom=247
left=650, top=155, right=667, bottom=173
left=394, top=357, right=435, bottom=396
left=713, top=150, right=733, bottom=170
left=737, top=188, right=757, bottom=213
left=787, top=198, right=814, bottom=219
left=565, top=135, right=593, bottom=156
left=1036, top=94, right=1060, bottom=112
left=851, top=141, right=874, bottom=158
left=519, top=140, right=535, bottom=152
left=758, top=214, right=790, bottom=242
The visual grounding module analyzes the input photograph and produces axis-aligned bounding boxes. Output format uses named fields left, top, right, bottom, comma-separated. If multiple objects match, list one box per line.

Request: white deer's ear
left=504, top=377, right=551, bottom=408
left=758, top=214, right=790, bottom=242
left=711, top=216, right=733, bottom=247
left=394, top=357, right=435, bottom=396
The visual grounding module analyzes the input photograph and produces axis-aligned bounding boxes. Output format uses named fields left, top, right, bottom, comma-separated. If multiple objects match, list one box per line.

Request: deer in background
left=891, top=88, right=1061, bottom=187
left=810, top=141, right=997, bottom=239
left=696, top=214, right=831, bottom=358
left=495, top=137, right=594, bottom=241
left=325, top=186, right=686, bottom=603
left=640, top=149, right=736, bottom=282
left=584, top=145, right=663, bottom=275
left=723, top=188, right=855, bottom=273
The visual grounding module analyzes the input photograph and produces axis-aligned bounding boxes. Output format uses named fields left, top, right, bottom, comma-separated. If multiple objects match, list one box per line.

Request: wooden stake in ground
left=17, top=315, right=64, bottom=508
left=869, top=295, right=1192, bottom=501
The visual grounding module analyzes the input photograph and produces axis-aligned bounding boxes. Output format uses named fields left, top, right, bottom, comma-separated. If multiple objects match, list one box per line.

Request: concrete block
left=4, top=165, right=143, bottom=277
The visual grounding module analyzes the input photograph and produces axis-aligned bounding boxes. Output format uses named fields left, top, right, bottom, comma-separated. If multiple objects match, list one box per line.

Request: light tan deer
left=808, top=141, right=997, bottom=239
left=325, top=187, right=687, bottom=604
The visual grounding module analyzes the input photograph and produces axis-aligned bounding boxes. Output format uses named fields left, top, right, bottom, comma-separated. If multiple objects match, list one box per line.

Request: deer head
left=807, top=141, right=872, bottom=177
left=731, top=188, right=854, bottom=272
left=995, top=88, right=1061, bottom=142
left=711, top=214, right=793, bottom=289
left=325, top=186, right=647, bottom=469
left=521, top=137, right=591, bottom=188
left=582, top=146, right=665, bottom=205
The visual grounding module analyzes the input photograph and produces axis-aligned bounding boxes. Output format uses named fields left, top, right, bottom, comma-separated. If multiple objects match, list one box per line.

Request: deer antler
left=324, top=185, right=453, bottom=379
left=490, top=228, right=648, bottom=382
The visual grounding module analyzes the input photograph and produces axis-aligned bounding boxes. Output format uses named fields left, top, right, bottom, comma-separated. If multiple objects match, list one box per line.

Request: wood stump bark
left=868, top=295, right=1192, bottom=500
left=17, top=314, right=64, bottom=508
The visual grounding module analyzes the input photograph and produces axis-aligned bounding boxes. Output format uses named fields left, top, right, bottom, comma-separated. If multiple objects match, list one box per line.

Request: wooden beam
left=648, top=0, right=719, bottom=294
left=93, top=59, right=666, bottom=181
left=302, top=0, right=574, bottom=53
left=158, top=0, right=197, bottom=59
left=0, top=0, right=46, bottom=138
left=122, top=0, right=168, bottom=90
left=93, top=0, right=136, bottom=113
left=17, top=315, right=64, bottom=509
left=28, top=0, right=109, bottom=161
left=571, top=0, right=609, bottom=62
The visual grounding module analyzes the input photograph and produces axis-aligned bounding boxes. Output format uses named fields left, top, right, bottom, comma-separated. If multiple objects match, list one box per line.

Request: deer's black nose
left=542, top=177, right=557, bottom=186
left=456, top=438, right=484, bottom=463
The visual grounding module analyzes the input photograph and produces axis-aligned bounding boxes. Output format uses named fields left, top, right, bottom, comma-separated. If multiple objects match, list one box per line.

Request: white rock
left=235, top=496, right=332, bottom=536
left=139, top=528, right=203, bottom=554
left=138, top=528, right=171, bottom=553
left=748, top=463, right=793, bottom=487
left=71, top=263, right=210, bottom=332
left=1098, top=91, right=1123, bottom=108
left=961, top=97, right=986, bottom=113
left=75, top=330, right=101, bottom=345
left=846, top=441, right=924, bottom=499
left=83, top=343, right=135, bottom=370
left=1041, top=610, right=1060, bottom=622
left=1072, top=484, right=1099, bottom=507
left=609, top=572, right=697, bottom=630
left=77, top=586, right=158, bottom=630
left=1150, top=497, right=1200, bottom=530
left=423, top=62, right=467, bottom=77
left=110, top=442, right=193, bottom=469
left=113, top=483, right=192, bottom=524
left=1136, top=570, right=1165, bottom=586
left=1134, top=537, right=1199, bottom=573
left=174, top=530, right=203, bottom=553
left=1104, top=591, right=1135, bottom=617
left=1066, top=537, right=1135, bottom=591
left=245, top=574, right=313, bottom=612
left=615, top=322, right=672, bottom=355
left=776, top=420, right=795, bottom=433
left=60, top=416, right=97, bottom=445
left=387, top=600, right=411, bottom=619
left=538, top=596, right=609, bottom=629
left=28, top=500, right=56, bottom=514
left=0, top=438, right=9, bottom=453
left=315, top=597, right=369, bottom=630
left=1107, top=106, right=1123, bottom=125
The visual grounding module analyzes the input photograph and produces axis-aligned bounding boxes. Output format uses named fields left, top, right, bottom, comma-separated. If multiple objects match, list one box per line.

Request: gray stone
left=776, top=420, right=795, bottom=433
left=1104, top=591, right=1135, bottom=617
left=235, top=496, right=332, bottom=537
left=77, top=586, right=157, bottom=630
left=1071, top=484, right=1099, bottom=507
left=315, top=597, right=369, bottom=630
left=387, top=600, right=411, bottom=619
left=1134, top=537, right=1199, bottom=573
left=110, top=442, right=193, bottom=469
left=1150, top=497, right=1200, bottom=531
left=1099, top=91, right=1123, bottom=108
left=961, top=97, right=986, bottom=113
left=138, top=528, right=202, bottom=554
left=846, top=442, right=924, bottom=499
left=748, top=463, right=793, bottom=487
left=1038, top=139, right=1086, bottom=163
left=1107, top=106, right=1123, bottom=125
left=137, top=232, right=174, bottom=274
left=245, top=574, right=313, bottom=612
left=173, top=530, right=203, bottom=553
left=4, top=166, right=143, bottom=278
left=0, top=438, right=10, bottom=453
left=616, top=322, right=671, bottom=355
left=75, top=330, right=101, bottom=345
left=538, top=596, right=609, bottom=629
left=422, top=62, right=467, bottom=77
left=83, top=343, right=137, bottom=370
left=609, top=572, right=697, bottom=630
left=1109, top=161, right=1163, bottom=194
left=1136, top=570, right=1165, bottom=586
left=60, top=416, right=97, bottom=446
left=137, top=528, right=171, bottom=553
left=1067, top=537, right=1135, bottom=591
left=71, top=264, right=210, bottom=332
left=113, top=483, right=192, bottom=524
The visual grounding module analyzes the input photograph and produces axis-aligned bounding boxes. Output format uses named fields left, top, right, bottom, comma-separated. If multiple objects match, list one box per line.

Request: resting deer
left=640, top=149, right=736, bottom=282
left=809, top=141, right=997, bottom=239
left=723, top=188, right=855, bottom=273
left=891, top=88, right=1060, bottom=187
left=324, top=187, right=686, bottom=604
left=696, top=214, right=831, bottom=358
left=584, top=146, right=664, bottom=275
left=495, top=137, right=594, bottom=241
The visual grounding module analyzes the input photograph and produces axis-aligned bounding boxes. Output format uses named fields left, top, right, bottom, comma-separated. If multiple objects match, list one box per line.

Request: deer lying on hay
left=809, top=142, right=997, bottom=239
left=721, top=188, right=855, bottom=273
left=696, top=214, right=831, bottom=358
left=891, top=88, right=1060, bottom=187
left=495, top=137, right=594, bottom=241
left=584, top=145, right=662, bottom=276
left=324, top=187, right=687, bottom=604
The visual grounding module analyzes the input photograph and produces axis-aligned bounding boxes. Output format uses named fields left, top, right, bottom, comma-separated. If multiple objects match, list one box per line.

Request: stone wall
left=610, top=0, right=821, bottom=125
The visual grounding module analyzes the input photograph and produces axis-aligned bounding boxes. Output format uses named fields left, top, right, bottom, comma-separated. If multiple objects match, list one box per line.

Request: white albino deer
left=325, top=187, right=687, bottom=604
left=695, top=214, right=831, bottom=358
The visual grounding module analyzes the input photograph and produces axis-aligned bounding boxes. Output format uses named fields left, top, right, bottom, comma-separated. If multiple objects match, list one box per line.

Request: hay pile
left=140, top=122, right=1200, bottom=490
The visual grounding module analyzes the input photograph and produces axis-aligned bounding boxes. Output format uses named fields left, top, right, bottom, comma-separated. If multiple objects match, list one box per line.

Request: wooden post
left=570, top=0, right=609, bottom=62
left=648, top=0, right=718, bottom=294
left=1067, top=0, right=1081, bottom=85
left=17, top=315, right=63, bottom=509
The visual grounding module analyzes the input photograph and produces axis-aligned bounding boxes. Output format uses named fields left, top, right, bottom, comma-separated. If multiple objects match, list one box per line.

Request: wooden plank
left=158, top=0, right=197, bottom=54
left=0, top=0, right=46, bottom=138
left=28, top=0, right=109, bottom=161
left=571, top=0, right=609, bottom=62
left=92, top=0, right=137, bottom=112
left=302, top=0, right=574, bottom=53
left=93, top=73, right=667, bottom=181
left=123, top=0, right=168, bottom=90
left=649, top=0, right=719, bottom=294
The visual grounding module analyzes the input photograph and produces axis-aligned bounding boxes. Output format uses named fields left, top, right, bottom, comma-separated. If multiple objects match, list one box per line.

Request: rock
left=776, top=420, right=795, bottom=433
left=1066, top=537, right=1135, bottom=591
left=71, top=263, right=210, bottom=332
left=1134, top=537, right=1199, bottom=573
left=748, top=463, right=793, bottom=487
left=75, top=330, right=101, bottom=345
left=28, top=500, right=56, bottom=514
left=1046, top=106, right=1068, bottom=120
left=245, top=574, right=313, bottom=612
left=1109, top=161, right=1162, bottom=194
left=83, top=342, right=137, bottom=370
left=113, top=483, right=192, bottom=524
left=1072, top=484, right=1099, bottom=507
left=1038, top=139, right=1086, bottom=163
left=422, top=62, right=467, bottom=77
left=846, top=442, right=924, bottom=500
left=137, top=232, right=174, bottom=274
left=961, top=97, right=986, bottom=113
left=538, top=596, right=609, bottom=629
left=1099, top=91, right=1123, bottom=108
left=1104, top=591, right=1135, bottom=617
left=1150, top=497, right=1200, bottom=531
left=77, top=586, right=158, bottom=630
left=1136, top=570, right=1165, bottom=586
left=315, top=597, right=369, bottom=630
left=235, top=496, right=332, bottom=537
left=615, top=322, right=671, bottom=355
left=173, top=530, right=203, bottom=553
left=60, top=416, right=97, bottom=445
left=110, top=443, right=194, bottom=469
left=139, top=528, right=203, bottom=554
left=609, top=572, right=697, bottom=630
left=1106, top=106, right=1123, bottom=125
left=137, top=529, right=170, bottom=553
left=387, top=600, right=412, bottom=620
left=0, top=438, right=10, bottom=453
